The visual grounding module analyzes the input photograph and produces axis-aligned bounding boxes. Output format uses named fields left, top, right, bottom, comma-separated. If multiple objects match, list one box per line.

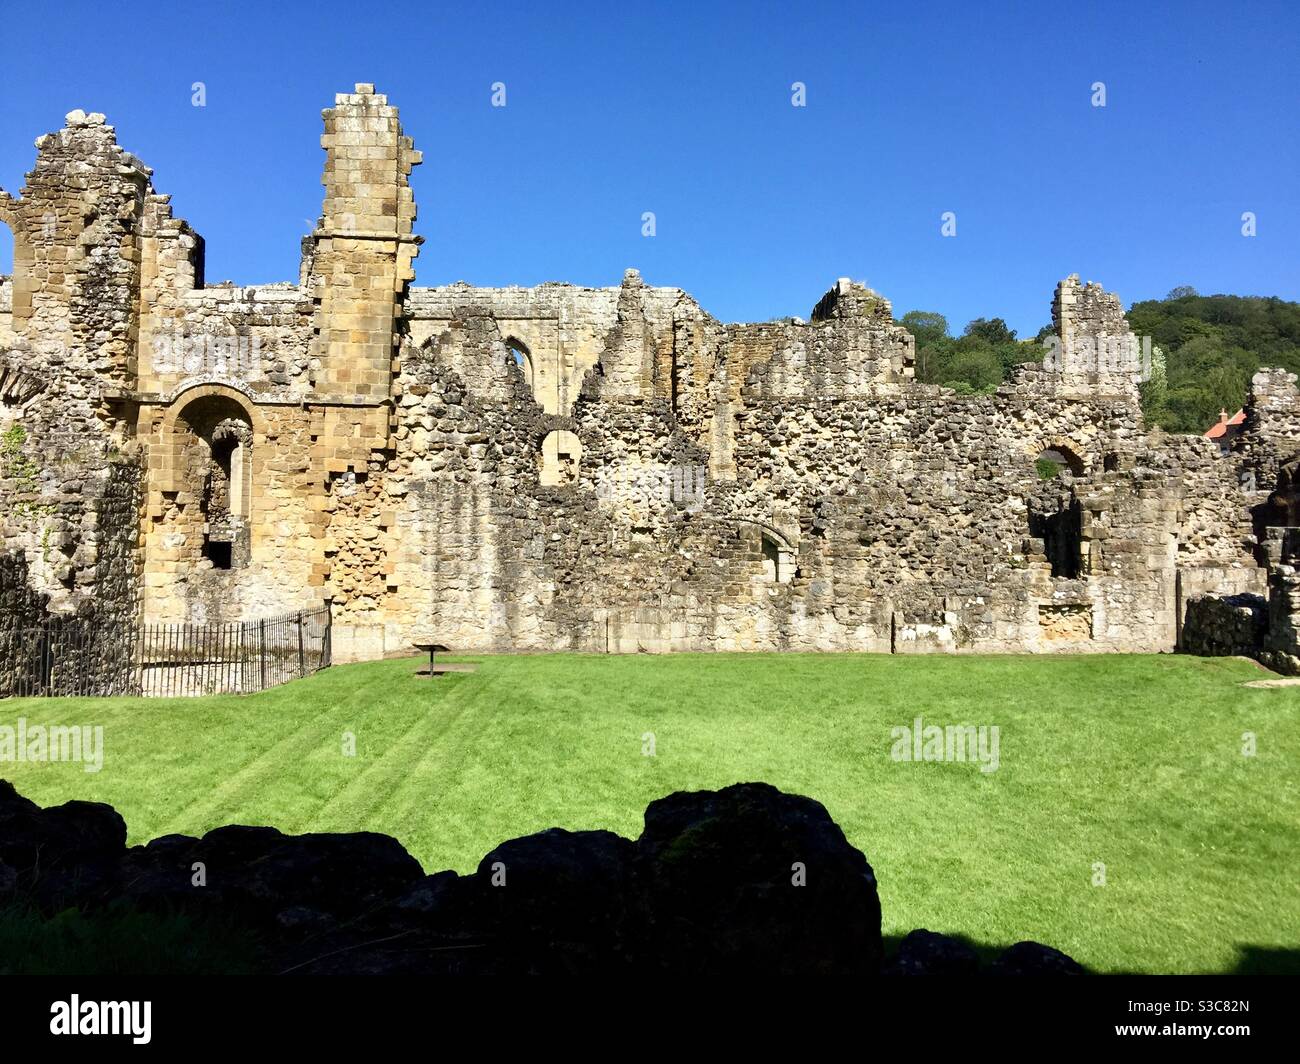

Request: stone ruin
left=1, top=84, right=1298, bottom=667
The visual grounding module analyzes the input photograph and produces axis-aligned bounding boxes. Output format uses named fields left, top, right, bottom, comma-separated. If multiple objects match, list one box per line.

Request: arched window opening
left=507, top=337, right=534, bottom=393
left=177, top=397, right=253, bottom=571
left=1029, top=448, right=1084, bottom=578
left=201, top=417, right=252, bottom=569
left=1035, top=445, right=1085, bottom=480
left=757, top=527, right=795, bottom=584
left=203, top=436, right=235, bottom=569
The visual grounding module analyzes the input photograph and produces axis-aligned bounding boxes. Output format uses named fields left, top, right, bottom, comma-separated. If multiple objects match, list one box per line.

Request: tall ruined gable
left=0, top=110, right=150, bottom=619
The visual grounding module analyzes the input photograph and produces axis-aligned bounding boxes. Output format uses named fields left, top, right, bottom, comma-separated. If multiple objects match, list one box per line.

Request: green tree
left=963, top=317, right=1018, bottom=345
left=901, top=310, right=951, bottom=384
left=901, top=310, right=949, bottom=347
left=1139, top=343, right=1169, bottom=426
left=1128, top=291, right=1300, bottom=432
left=905, top=290, right=1300, bottom=423
left=938, top=345, right=1003, bottom=393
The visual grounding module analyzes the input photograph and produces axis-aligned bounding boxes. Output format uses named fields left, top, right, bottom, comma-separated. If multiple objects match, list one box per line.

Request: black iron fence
left=0, top=605, right=331, bottom=698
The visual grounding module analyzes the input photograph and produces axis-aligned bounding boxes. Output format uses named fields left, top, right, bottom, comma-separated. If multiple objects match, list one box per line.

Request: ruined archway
left=167, top=391, right=257, bottom=571
left=1035, top=444, right=1085, bottom=479
left=736, top=520, right=797, bottom=584
left=507, top=337, right=534, bottom=395
left=1028, top=447, right=1083, bottom=579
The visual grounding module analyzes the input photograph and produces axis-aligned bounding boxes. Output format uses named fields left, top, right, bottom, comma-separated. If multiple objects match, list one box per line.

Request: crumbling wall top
left=810, top=278, right=894, bottom=323
left=1042, top=274, right=1143, bottom=392
left=1052, top=273, right=1130, bottom=340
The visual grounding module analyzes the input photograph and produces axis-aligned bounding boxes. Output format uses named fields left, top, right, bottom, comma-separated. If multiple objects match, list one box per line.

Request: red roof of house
left=1205, top=409, right=1246, bottom=439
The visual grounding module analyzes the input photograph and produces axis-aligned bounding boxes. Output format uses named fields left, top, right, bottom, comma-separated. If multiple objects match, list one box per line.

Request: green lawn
left=3, top=652, right=1297, bottom=974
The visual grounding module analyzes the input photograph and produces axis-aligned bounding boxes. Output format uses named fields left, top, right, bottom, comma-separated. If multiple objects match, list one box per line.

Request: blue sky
left=0, top=0, right=1296, bottom=336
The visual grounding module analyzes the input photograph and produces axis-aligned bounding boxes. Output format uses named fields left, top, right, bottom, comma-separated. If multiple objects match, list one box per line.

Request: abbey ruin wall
left=2, top=85, right=1298, bottom=667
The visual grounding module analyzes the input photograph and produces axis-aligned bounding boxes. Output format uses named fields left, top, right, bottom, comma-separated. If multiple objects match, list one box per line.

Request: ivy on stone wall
left=1, top=423, right=53, bottom=518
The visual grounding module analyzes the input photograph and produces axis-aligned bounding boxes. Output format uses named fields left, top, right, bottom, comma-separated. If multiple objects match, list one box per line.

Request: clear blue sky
left=0, top=0, right=1296, bottom=336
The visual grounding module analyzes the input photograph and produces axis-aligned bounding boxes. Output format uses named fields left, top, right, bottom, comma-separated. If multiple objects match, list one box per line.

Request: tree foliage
left=906, top=311, right=1041, bottom=394
left=901, top=291, right=1300, bottom=430
left=1127, top=292, right=1300, bottom=432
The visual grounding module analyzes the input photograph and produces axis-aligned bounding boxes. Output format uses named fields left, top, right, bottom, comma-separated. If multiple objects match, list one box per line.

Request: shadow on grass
left=882, top=934, right=1300, bottom=975
left=1231, top=945, right=1300, bottom=975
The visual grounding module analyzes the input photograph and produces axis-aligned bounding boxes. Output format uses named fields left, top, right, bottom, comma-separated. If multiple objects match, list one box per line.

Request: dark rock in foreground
left=988, top=940, right=1087, bottom=976
left=0, top=779, right=1083, bottom=975
left=885, top=929, right=981, bottom=975
left=636, top=783, right=882, bottom=974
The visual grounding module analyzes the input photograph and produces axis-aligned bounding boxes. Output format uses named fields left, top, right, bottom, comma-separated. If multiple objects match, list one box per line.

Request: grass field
left=3, top=652, right=1297, bottom=974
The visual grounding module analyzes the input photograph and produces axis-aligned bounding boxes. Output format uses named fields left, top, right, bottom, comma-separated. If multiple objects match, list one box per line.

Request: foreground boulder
left=0, top=779, right=126, bottom=908
left=635, top=783, right=882, bottom=974
left=116, top=825, right=425, bottom=932
left=988, top=940, right=1087, bottom=976
left=886, top=929, right=981, bottom=975
left=0, top=779, right=1083, bottom=975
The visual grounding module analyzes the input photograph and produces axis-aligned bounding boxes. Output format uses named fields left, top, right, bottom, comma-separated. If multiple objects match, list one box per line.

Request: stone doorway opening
left=175, top=395, right=254, bottom=571
left=1031, top=447, right=1084, bottom=579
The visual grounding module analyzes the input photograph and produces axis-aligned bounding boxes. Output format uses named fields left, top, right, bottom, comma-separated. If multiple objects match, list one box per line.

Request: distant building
left=1205, top=409, right=1246, bottom=454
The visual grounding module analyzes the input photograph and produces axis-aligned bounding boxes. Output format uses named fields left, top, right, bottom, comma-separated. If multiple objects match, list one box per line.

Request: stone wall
left=1260, top=527, right=1300, bottom=674
left=1181, top=593, right=1267, bottom=658
left=1048, top=274, right=1145, bottom=391
left=1239, top=369, right=1300, bottom=493
left=3, top=86, right=1296, bottom=665
left=373, top=269, right=1239, bottom=656
left=0, top=110, right=148, bottom=627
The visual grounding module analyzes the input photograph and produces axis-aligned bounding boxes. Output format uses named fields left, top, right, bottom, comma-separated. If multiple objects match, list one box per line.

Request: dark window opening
left=204, top=540, right=232, bottom=569
left=1029, top=499, right=1083, bottom=579
left=1103, top=452, right=1119, bottom=472
left=1251, top=457, right=1300, bottom=553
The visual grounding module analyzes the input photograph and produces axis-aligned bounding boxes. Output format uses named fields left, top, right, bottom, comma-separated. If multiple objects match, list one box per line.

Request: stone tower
left=308, top=84, right=423, bottom=401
